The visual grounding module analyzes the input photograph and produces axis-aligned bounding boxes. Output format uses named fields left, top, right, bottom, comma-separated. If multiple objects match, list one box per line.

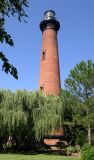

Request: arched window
left=41, top=50, right=46, bottom=60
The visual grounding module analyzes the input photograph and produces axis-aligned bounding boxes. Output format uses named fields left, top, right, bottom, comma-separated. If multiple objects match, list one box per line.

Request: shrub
left=66, top=145, right=80, bottom=156
left=81, top=144, right=94, bottom=160
left=66, top=146, right=75, bottom=156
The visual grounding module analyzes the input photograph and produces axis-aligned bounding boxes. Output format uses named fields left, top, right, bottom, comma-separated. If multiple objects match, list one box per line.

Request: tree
left=0, top=0, right=29, bottom=79
left=65, top=60, right=94, bottom=145
left=0, top=90, right=28, bottom=150
left=0, top=90, right=63, bottom=151
left=32, top=92, right=63, bottom=140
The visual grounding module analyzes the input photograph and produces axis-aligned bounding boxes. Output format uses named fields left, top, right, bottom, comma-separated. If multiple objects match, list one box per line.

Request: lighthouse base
left=44, top=132, right=68, bottom=151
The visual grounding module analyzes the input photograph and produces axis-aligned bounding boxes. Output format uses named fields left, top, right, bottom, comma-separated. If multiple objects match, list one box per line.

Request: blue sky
left=0, top=0, right=94, bottom=91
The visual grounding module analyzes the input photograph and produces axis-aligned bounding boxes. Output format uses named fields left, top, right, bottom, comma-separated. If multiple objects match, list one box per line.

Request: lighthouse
left=39, top=10, right=61, bottom=95
left=38, top=10, right=65, bottom=149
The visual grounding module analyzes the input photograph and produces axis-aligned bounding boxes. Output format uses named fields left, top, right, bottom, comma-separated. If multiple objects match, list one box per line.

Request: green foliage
left=0, top=90, right=63, bottom=151
left=64, top=60, right=94, bottom=145
left=66, top=145, right=80, bottom=155
left=32, top=92, right=63, bottom=140
left=0, top=90, right=33, bottom=150
left=66, top=146, right=75, bottom=155
left=81, top=144, right=94, bottom=160
left=0, top=52, right=18, bottom=79
left=73, top=126, right=87, bottom=146
left=0, top=0, right=29, bottom=78
left=65, top=60, right=94, bottom=102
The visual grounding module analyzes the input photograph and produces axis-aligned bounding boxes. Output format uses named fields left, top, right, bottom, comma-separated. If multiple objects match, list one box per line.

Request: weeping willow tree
left=32, top=92, right=63, bottom=140
left=0, top=90, right=29, bottom=149
left=0, top=90, right=34, bottom=149
left=12, top=90, right=35, bottom=150
left=0, top=90, right=64, bottom=150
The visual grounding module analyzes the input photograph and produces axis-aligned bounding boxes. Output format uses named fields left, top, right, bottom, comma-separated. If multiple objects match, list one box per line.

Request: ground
left=0, top=153, right=80, bottom=160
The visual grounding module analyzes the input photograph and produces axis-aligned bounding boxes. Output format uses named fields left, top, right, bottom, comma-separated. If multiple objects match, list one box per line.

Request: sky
left=0, top=0, right=94, bottom=91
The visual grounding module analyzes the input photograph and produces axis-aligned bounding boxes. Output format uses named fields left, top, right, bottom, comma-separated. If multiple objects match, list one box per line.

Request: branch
left=0, top=52, right=18, bottom=79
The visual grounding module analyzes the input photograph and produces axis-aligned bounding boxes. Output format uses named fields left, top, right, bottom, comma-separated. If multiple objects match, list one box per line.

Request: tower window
left=41, top=50, right=46, bottom=61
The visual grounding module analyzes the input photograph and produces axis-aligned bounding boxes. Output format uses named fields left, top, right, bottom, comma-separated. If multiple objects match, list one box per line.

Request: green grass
left=0, top=153, right=80, bottom=160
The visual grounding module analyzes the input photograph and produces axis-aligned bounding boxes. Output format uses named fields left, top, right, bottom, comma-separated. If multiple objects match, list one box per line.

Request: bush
left=66, top=145, right=81, bottom=156
left=81, top=144, right=94, bottom=160
left=66, top=146, right=75, bottom=156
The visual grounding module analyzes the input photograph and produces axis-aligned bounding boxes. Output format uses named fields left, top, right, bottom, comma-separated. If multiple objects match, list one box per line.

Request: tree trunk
left=88, top=124, right=91, bottom=145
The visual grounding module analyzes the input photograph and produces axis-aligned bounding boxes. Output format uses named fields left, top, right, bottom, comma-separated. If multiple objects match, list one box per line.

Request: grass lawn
left=0, top=153, right=80, bottom=160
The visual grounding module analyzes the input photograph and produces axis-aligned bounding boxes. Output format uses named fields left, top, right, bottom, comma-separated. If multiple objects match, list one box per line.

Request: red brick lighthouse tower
left=39, top=11, right=65, bottom=149
left=39, top=10, right=61, bottom=95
